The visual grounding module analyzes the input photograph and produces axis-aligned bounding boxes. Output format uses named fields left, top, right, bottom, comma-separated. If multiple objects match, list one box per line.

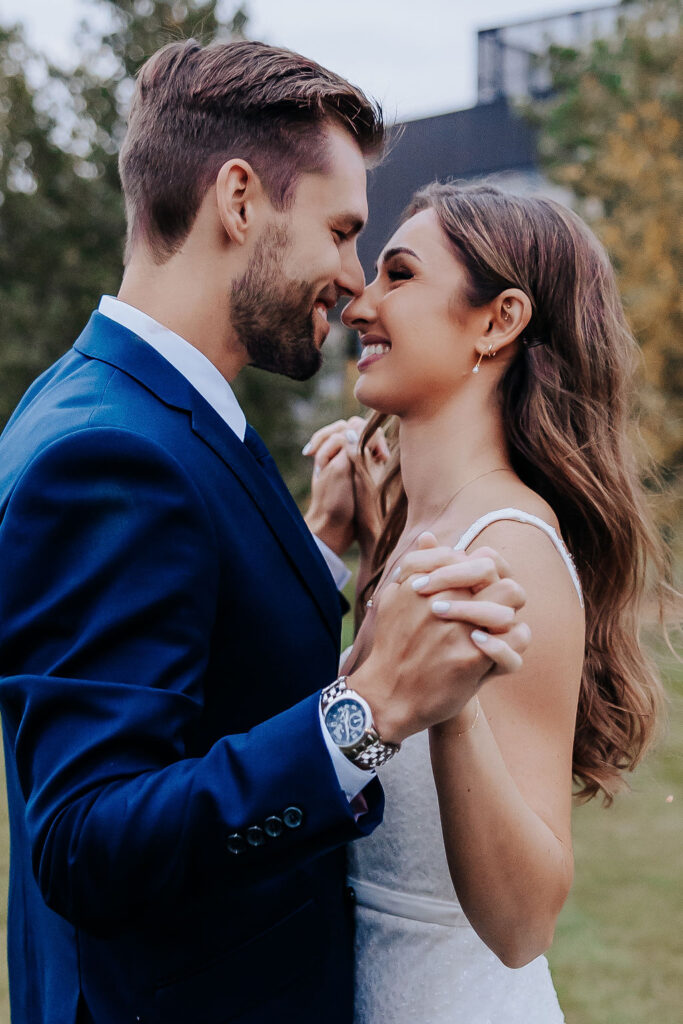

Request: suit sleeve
left=0, top=426, right=382, bottom=931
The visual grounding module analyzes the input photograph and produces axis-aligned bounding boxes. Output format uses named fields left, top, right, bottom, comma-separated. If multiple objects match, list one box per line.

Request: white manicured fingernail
left=471, top=630, right=489, bottom=644
left=346, top=429, right=359, bottom=443
left=314, top=465, right=321, bottom=477
left=302, top=442, right=312, bottom=455
left=432, top=600, right=450, bottom=614
left=411, top=575, right=430, bottom=590
left=391, top=566, right=401, bottom=581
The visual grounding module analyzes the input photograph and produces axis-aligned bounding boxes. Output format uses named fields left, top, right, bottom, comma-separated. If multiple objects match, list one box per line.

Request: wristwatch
left=321, top=676, right=400, bottom=770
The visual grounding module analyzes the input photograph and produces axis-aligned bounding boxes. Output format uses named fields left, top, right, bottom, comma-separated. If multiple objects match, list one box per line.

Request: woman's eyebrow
left=374, top=246, right=421, bottom=273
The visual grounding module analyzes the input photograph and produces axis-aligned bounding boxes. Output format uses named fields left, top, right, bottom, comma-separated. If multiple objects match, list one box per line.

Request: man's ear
left=215, top=159, right=266, bottom=245
left=477, top=288, right=532, bottom=357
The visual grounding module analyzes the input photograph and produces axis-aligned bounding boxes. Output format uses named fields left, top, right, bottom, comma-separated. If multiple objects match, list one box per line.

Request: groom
left=0, top=40, right=524, bottom=1024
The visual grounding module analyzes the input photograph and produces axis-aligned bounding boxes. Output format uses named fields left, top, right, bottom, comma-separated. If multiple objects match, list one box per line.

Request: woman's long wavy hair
left=359, top=182, right=671, bottom=804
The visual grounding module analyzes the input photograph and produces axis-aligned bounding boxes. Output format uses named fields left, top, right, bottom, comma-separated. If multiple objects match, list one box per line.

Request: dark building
left=358, top=2, right=621, bottom=278
left=359, top=99, right=537, bottom=275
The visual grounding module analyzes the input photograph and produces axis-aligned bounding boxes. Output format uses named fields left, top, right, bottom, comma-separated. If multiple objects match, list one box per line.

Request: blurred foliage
left=530, top=0, right=682, bottom=540
left=0, top=21, right=122, bottom=424
left=0, top=1, right=335, bottom=498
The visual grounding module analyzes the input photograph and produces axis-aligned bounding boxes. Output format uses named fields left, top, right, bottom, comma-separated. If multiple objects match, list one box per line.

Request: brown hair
left=360, top=182, right=670, bottom=804
left=119, top=39, right=384, bottom=263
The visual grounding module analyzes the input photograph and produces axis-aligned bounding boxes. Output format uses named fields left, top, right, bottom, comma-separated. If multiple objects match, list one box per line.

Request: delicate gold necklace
left=365, top=468, right=513, bottom=609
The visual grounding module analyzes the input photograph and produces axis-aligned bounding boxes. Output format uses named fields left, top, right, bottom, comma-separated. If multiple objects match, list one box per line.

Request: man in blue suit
left=0, top=40, right=526, bottom=1023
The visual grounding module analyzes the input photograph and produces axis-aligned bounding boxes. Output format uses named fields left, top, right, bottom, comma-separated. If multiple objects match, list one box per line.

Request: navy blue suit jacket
left=0, top=313, right=383, bottom=1023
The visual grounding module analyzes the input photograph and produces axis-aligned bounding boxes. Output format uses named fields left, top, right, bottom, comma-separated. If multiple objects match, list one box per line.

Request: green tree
left=531, top=0, right=682, bottom=527
left=0, top=1, right=323, bottom=496
left=0, top=21, right=122, bottom=424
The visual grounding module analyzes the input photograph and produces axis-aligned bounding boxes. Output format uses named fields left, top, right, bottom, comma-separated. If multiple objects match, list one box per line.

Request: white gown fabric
left=350, top=509, right=583, bottom=1024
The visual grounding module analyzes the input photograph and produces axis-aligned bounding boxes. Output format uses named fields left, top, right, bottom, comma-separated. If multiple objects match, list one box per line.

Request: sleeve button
left=227, top=832, right=247, bottom=855
left=264, top=815, right=284, bottom=838
left=282, top=806, right=304, bottom=829
left=246, top=825, right=266, bottom=847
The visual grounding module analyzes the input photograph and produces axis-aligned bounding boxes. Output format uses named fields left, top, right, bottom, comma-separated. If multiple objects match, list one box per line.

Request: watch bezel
left=323, top=691, right=373, bottom=753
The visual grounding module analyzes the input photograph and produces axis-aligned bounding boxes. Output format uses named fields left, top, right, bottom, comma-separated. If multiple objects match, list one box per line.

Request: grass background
left=548, top=640, right=682, bottom=1024
left=0, top=640, right=679, bottom=1021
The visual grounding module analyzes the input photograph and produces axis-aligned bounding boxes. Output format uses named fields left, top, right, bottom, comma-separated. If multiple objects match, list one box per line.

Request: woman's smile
left=357, top=333, right=391, bottom=371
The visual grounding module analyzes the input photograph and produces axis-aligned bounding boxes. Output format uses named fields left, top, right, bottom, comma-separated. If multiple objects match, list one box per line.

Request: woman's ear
left=477, top=288, right=532, bottom=357
left=215, top=159, right=265, bottom=245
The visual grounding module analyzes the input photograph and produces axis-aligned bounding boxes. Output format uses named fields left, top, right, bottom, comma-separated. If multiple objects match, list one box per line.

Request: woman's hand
left=302, top=417, right=389, bottom=557
left=350, top=533, right=531, bottom=743
left=360, top=535, right=529, bottom=735
left=389, top=536, right=530, bottom=682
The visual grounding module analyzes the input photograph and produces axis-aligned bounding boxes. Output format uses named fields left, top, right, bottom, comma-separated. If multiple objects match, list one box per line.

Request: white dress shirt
left=98, top=296, right=371, bottom=801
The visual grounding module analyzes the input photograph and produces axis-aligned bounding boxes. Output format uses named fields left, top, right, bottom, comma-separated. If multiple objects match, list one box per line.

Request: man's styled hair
left=119, top=39, right=385, bottom=263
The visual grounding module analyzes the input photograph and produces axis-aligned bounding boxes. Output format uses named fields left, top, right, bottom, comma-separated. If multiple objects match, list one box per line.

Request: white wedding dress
left=349, top=510, right=583, bottom=1024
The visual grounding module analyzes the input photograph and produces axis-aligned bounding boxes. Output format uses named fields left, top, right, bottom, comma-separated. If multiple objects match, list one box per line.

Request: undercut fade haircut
left=118, top=39, right=385, bottom=263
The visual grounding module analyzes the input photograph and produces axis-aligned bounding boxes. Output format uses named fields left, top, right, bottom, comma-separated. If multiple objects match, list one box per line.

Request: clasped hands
left=303, top=418, right=530, bottom=739
left=303, top=415, right=387, bottom=560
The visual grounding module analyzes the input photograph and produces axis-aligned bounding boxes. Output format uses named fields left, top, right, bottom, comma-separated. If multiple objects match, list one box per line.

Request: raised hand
left=302, top=416, right=389, bottom=557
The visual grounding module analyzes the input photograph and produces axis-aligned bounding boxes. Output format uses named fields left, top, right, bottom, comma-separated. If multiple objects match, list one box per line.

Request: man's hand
left=302, top=416, right=389, bottom=557
left=348, top=533, right=530, bottom=744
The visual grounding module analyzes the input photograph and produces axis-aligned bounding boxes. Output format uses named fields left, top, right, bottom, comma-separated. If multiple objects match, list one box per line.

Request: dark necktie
left=245, top=426, right=347, bottom=614
left=243, top=424, right=295, bottom=508
left=243, top=424, right=272, bottom=466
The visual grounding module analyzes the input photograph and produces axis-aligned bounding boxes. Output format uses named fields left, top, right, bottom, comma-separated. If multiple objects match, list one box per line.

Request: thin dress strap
left=454, top=507, right=583, bottom=607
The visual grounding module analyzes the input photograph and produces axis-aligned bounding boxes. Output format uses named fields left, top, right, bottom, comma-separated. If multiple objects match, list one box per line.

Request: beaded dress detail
left=350, top=510, right=582, bottom=1023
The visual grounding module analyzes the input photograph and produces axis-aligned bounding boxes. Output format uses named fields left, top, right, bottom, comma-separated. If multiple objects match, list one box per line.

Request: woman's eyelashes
left=385, top=264, right=413, bottom=283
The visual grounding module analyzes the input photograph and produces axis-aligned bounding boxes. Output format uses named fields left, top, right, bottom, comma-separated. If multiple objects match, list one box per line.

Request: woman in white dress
left=304, top=182, right=668, bottom=1023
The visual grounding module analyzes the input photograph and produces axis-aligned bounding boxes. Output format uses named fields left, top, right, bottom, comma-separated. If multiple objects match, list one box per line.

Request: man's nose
left=336, top=247, right=365, bottom=300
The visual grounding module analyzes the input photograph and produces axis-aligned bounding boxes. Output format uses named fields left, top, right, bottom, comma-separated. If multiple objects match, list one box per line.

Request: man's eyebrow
left=374, top=246, right=421, bottom=274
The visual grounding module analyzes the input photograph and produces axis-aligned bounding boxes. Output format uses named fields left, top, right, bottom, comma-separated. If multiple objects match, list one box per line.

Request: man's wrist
left=346, top=665, right=406, bottom=747
left=304, top=509, right=353, bottom=558
left=318, top=698, right=375, bottom=801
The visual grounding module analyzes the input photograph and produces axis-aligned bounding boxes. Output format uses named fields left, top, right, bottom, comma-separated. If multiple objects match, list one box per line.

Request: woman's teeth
left=363, top=343, right=390, bottom=357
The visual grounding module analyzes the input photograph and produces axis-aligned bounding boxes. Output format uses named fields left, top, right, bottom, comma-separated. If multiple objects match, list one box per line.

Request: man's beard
left=230, top=223, right=323, bottom=381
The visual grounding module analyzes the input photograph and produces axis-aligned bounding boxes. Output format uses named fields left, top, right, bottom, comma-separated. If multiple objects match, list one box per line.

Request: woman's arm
left=427, top=520, right=585, bottom=968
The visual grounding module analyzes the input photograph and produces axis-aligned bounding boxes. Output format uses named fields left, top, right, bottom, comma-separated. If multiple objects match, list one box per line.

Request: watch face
left=325, top=697, right=368, bottom=747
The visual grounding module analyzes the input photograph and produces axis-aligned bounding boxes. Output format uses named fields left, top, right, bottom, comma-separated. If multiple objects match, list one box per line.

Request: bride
left=304, top=182, right=668, bottom=1023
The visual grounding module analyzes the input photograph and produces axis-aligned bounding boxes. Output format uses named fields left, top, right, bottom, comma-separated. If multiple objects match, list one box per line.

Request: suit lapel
left=74, top=313, right=341, bottom=644
left=188, top=402, right=341, bottom=643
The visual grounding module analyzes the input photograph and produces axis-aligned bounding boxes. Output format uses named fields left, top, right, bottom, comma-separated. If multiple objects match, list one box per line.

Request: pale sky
left=2, top=0, right=616, bottom=120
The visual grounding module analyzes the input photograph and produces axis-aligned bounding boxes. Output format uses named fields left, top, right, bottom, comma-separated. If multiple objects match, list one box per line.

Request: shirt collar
left=97, top=295, right=246, bottom=441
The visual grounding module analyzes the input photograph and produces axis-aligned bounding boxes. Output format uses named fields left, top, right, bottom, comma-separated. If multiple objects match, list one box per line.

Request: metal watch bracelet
left=321, top=676, right=401, bottom=770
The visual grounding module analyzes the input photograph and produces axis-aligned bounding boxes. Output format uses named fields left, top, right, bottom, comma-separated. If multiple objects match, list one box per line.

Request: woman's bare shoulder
left=447, top=478, right=584, bottom=632
left=439, top=478, right=562, bottom=548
